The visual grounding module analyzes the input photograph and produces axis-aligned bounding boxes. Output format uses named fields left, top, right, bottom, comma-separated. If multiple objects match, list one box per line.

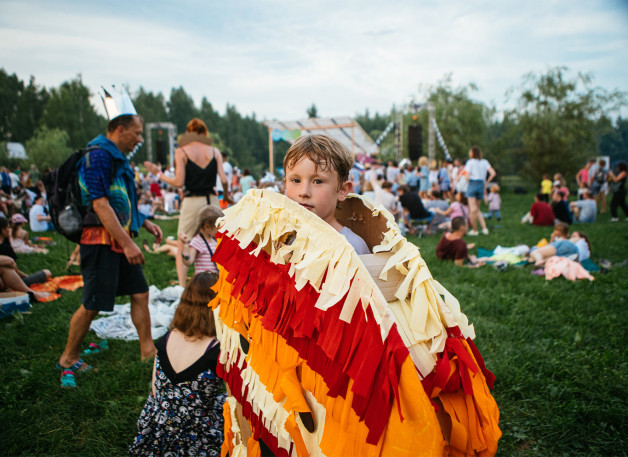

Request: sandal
left=81, top=341, right=108, bottom=356
left=56, top=358, right=96, bottom=375
left=60, top=369, right=77, bottom=388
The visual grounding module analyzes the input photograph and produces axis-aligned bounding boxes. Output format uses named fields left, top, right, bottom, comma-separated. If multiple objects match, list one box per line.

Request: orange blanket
left=30, top=275, right=84, bottom=301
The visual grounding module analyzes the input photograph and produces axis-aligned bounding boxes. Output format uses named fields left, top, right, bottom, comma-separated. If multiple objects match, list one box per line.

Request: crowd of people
left=2, top=101, right=626, bottom=455
left=522, top=161, right=627, bottom=226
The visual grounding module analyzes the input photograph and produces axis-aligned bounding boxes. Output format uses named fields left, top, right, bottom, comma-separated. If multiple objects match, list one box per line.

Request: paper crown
left=100, top=85, right=137, bottom=120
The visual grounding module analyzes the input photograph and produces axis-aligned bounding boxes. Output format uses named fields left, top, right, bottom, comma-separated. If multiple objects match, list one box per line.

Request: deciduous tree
left=508, top=67, right=625, bottom=181
left=25, top=127, right=72, bottom=171
left=40, top=75, right=105, bottom=149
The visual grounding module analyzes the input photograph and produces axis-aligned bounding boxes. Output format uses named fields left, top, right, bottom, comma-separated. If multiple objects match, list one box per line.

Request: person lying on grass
left=436, top=216, right=484, bottom=267
left=528, top=222, right=582, bottom=266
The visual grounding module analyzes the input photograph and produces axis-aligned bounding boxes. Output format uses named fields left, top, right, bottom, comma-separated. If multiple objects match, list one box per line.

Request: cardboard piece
left=360, top=253, right=407, bottom=302
left=335, top=196, right=387, bottom=250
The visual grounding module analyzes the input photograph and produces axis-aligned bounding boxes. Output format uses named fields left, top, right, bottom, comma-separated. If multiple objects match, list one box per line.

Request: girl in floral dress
left=130, top=272, right=226, bottom=456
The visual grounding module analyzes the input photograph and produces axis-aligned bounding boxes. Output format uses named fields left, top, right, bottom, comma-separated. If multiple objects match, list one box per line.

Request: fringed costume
left=209, top=190, right=501, bottom=457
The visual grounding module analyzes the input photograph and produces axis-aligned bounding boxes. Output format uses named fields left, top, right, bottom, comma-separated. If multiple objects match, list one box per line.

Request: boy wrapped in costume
left=209, top=189, right=501, bottom=457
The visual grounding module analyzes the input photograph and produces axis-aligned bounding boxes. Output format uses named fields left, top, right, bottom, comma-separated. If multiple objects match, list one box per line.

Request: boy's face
left=285, top=157, right=351, bottom=230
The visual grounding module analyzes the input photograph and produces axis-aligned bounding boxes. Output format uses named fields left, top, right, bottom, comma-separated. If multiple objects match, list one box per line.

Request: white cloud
left=0, top=0, right=626, bottom=121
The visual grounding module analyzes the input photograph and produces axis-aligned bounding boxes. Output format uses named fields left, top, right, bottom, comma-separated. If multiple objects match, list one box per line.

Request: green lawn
left=1, top=193, right=627, bottom=456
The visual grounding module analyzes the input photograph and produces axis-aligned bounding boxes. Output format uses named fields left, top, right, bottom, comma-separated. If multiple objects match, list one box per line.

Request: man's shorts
left=466, top=180, right=485, bottom=200
left=80, top=244, right=148, bottom=312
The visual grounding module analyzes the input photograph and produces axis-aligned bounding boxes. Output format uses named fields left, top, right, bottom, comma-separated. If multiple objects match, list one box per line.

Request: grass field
left=1, top=192, right=627, bottom=456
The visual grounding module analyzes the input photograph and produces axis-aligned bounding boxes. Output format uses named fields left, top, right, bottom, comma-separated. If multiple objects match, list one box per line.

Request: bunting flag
left=375, top=121, right=395, bottom=146
left=211, top=190, right=501, bottom=457
left=432, top=119, right=452, bottom=161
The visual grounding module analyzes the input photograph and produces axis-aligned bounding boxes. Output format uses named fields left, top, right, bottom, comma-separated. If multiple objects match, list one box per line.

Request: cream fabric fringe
left=218, top=189, right=475, bottom=378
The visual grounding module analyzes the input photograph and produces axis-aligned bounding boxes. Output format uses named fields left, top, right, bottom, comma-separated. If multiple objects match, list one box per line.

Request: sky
left=1, top=0, right=627, bottom=121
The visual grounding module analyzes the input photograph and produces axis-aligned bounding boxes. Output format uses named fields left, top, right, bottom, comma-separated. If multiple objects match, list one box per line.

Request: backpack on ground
left=42, top=146, right=99, bottom=243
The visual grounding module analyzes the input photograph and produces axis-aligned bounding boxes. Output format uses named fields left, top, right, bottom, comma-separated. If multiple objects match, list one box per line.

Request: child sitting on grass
left=179, top=205, right=224, bottom=273
left=129, top=271, right=226, bottom=456
left=10, top=213, right=48, bottom=254
left=283, top=134, right=369, bottom=254
left=436, top=216, right=483, bottom=267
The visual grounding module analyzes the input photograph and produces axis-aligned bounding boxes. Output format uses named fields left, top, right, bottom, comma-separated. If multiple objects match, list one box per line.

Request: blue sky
left=1, top=0, right=627, bottom=121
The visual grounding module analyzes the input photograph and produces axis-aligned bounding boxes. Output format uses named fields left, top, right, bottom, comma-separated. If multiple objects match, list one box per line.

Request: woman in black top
left=608, top=162, right=628, bottom=221
left=144, top=118, right=232, bottom=286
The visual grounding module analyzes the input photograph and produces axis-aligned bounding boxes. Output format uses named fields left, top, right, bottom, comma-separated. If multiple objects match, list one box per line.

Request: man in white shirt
left=370, top=172, right=398, bottom=216
left=29, top=195, right=51, bottom=232
left=386, top=161, right=400, bottom=184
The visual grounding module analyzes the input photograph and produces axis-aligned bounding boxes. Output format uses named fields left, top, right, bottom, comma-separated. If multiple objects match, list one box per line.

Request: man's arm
left=92, top=197, right=144, bottom=265
left=142, top=219, right=163, bottom=245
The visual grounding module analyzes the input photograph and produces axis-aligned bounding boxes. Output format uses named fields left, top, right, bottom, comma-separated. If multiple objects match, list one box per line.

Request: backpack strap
left=199, top=233, right=218, bottom=270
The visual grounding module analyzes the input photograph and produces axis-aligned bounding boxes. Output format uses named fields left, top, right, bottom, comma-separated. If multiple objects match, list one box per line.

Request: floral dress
left=129, top=332, right=227, bottom=457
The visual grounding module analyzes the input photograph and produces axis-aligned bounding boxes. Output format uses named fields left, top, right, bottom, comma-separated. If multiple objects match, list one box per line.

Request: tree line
left=0, top=67, right=626, bottom=185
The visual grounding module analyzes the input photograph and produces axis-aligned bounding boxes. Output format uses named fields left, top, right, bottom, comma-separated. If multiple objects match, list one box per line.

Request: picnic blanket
left=477, top=245, right=530, bottom=265
left=30, top=275, right=84, bottom=301
left=89, top=285, right=184, bottom=340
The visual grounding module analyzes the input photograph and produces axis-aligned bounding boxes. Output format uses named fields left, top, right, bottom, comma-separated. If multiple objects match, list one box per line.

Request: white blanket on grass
left=89, top=285, right=184, bottom=341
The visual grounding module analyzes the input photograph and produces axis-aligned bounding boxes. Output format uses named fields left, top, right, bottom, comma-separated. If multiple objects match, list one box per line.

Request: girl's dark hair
left=11, top=222, right=21, bottom=238
left=572, top=231, right=591, bottom=253
left=470, top=146, right=482, bottom=159
left=617, top=162, right=627, bottom=172
left=170, top=272, right=219, bottom=339
left=0, top=218, right=9, bottom=231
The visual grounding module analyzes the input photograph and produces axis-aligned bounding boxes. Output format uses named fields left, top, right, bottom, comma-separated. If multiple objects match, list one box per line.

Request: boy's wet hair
left=283, top=134, right=353, bottom=189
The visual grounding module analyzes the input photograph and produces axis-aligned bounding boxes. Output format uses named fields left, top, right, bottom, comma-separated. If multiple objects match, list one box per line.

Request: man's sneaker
left=468, top=230, right=479, bottom=236
left=482, top=228, right=489, bottom=235
left=611, top=218, right=619, bottom=222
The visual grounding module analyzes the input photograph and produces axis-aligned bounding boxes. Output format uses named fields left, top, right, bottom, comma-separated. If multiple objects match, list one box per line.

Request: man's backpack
left=43, top=146, right=98, bottom=243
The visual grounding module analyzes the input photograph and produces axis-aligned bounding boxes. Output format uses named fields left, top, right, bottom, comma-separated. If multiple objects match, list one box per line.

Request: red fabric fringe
left=213, top=234, right=410, bottom=444
left=217, top=354, right=292, bottom=457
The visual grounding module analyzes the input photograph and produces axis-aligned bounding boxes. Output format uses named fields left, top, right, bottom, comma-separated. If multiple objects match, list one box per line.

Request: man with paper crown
left=56, top=85, right=163, bottom=388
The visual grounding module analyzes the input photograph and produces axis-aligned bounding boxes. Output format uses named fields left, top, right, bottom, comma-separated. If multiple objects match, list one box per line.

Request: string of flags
left=431, top=118, right=452, bottom=161
left=375, top=121, right=395, bottom=146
